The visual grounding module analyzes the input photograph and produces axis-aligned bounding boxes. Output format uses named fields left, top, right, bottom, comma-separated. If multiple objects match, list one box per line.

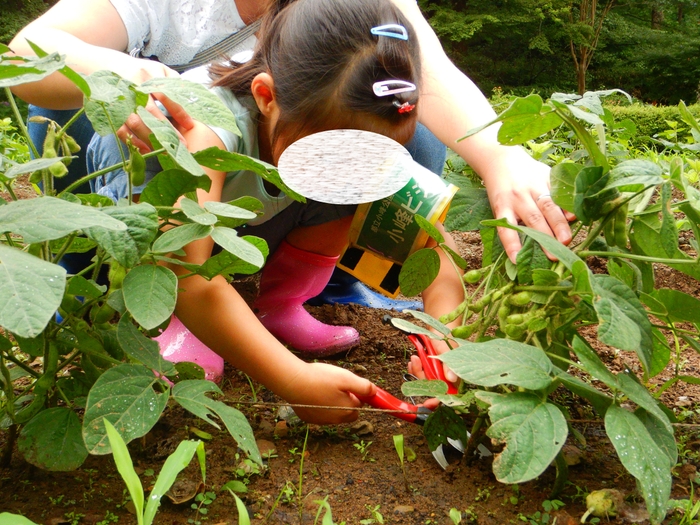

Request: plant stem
left=298, top=425, right=310, bottom=524
left=59, top=148, right=164, bottom=195
left=579, top=250, right=699, bottom=265
left=4, top=87, right=39, bottom=158
left=55, top=107, right=86, bottom=141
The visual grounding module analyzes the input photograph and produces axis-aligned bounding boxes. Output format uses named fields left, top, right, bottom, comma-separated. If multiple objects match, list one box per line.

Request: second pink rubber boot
left=254, top=240, right=360, bottom=357
left=154, top=315, right=225, bottom=383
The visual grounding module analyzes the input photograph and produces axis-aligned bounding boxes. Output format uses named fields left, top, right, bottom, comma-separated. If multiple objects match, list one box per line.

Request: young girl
left=89, top=0, right=464, bottom=424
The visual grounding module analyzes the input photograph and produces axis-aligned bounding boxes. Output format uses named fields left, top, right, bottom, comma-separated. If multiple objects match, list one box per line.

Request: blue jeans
left=86, top=132, right=156, bottom=201
left=27, top=105, right=96, bottom=193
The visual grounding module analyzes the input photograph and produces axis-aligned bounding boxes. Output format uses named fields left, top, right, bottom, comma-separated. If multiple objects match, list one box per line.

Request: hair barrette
left=393, top=100, right=416, bottom=114
left=373, top=80, right=417, bottom=97
left=370, top=24, right=408, bottom=40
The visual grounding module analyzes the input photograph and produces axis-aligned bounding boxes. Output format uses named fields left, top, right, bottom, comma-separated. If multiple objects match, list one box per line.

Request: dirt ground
left=0, top=184, right=699, bottom=524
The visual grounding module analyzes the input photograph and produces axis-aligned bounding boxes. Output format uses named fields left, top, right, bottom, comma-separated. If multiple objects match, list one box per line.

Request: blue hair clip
left=370, top=24, right=408, bottom=40
left=373, top=80, right=417, bottom=97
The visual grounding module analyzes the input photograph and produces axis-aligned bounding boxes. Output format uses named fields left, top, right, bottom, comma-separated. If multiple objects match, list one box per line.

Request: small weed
left=49, top=495, right=65, bottom=506
left=188, top=490, right=216, bottom=525
left=475, top=486, right=493, bottom=502
left=668, top=483, right=700, bottom=525
left=353, top=440, right=374, bottom=462
left=95, top=510, right=120, bottom=525
left=517, top=500, right=565, bottom=525
left=63, top=511, right=85, bottom=525
left=360, top=504, right=384, bottom=524
left=281, top=481, right=296, bottom=505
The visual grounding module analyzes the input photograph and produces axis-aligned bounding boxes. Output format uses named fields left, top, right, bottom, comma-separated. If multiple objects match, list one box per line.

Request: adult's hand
left=480, top=150, right=575, bottom=263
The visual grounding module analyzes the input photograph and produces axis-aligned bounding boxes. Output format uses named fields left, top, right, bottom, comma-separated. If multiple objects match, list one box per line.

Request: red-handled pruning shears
left=356, top=333, right=467, bottom=469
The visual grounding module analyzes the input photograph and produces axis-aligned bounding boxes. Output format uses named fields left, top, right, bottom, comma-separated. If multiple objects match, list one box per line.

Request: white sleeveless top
left=110, top=0, right=247, bottom=66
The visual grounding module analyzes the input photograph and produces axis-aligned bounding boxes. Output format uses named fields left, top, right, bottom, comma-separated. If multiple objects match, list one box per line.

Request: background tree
left=567, top=0, right=616, bottom=94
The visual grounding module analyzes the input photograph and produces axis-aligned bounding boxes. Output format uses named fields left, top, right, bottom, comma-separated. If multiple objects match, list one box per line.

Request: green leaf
left=438, top=339, right=553, bottom=390
left=203, top=201, right=258, bottom=225
left=180, top=197, right=218, bottom=225
left=0, top=196, right=126, bottom=243
left=210, top=227, right=265, bottom=269
left=476, top=391, right=567, bottom=483
left=444, top=187, right=493, bottom=231
left=85, top=203, right=159, bottom=268
left=17, top=407, right=88, bottom=471
left=66, top=275, right=106, bottom=299
left=481, top=219, right=582, bottom=270
left=122, top=265, right=178, bottom=330
left=660, top=183, right=678, bottom=258
left=144, top=439, right=201, bottom=525
left=651, top=288, right=700, bottom=324
left=591, top=274, right=653, bottom=374
left=117, top=316, right=176, bottom=375
left=140, top=77, right=240, bottom=135
left=554, top=369, right=612, bottom=416
left=389, top=318, right=444, bottom=339
left=139, top=169, right=212, bottom=207
left=83, top=364, right=170, bottom=455
left=401, top=379, right=448, bottom=398
left=423, top=404, right=468, bottom=452
left=137, top=107, right=205, bottom=176
left=605, top=405, right=672, bottom=525
left=193, top=148, right=303, bottom=202
left=0, top=52, right=65, bottom=88
left=649, top=328, right=671, bottom=379
left=152, top=223, right=213, bottom=254
left=0, top=245, right=66, bottom=338
left=515, top=236, right=549, bottom=285
left=0, top=514, right=39, bottom=525
left=635, top=407, right=677, bottom=468
left=230, top=492, right=251, bottom=525
left=571, top=335, right=621, bottom=387
left=196, top=236, right=269, bottom=278
left=4, top=156, right=75, bottom=179
left=172, top=380, right=261, bottom=464
left=404, top=310, right=451, bottom=336
left=84, top=71, right=145, bottom=135
left=574, top=166, right=619, bottom=225
left=606, top=160, right=664, bottom=192
left=103, top=419, right=145, bottom=519
left=399, top=248, right=440, bottom=296
left=629, top=218, right=700, bottom=281
left=550, top=162, right=580, bottom=214
left=415, top=215, right=444, bottom=244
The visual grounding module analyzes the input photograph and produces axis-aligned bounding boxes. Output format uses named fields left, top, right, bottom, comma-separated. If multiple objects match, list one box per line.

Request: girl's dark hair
left=210, top=0, right=421, bottom=158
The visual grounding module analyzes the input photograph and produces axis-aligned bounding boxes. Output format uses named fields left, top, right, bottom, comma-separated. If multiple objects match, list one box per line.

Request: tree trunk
left=651, top=3, right=664, bottom=29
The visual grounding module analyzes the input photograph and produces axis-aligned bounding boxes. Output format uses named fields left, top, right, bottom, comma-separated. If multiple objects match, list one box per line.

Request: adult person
left=9, top=0, right=573, bottom=266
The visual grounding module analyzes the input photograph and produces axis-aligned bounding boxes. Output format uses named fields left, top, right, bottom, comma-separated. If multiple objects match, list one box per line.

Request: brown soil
left=1, top=181, right=699, bottom=524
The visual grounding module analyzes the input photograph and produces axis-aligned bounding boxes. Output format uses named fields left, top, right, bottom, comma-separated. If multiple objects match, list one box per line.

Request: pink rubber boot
left=154, top=315, right=225, bottom=383
left=254, top=240, right=360, bottom=357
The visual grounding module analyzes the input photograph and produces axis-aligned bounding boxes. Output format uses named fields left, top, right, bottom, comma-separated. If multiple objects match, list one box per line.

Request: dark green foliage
left=420, top=0, right=700, bottom=103
left=606, top=103, right=700, bottom=147
left=0, top=0, right=53, bottom=46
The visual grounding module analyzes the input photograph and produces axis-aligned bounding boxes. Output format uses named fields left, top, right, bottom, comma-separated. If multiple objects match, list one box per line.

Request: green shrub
left=605, top=103, right=700, bottom=148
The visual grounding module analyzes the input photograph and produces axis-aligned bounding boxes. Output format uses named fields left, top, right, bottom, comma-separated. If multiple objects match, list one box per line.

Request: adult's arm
left=9, top=0, right=192, bottom=151
left=392, top=0, right=573, bottom=262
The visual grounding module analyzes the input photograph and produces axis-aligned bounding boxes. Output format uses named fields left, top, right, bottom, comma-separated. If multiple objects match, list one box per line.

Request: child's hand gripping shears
left=356, top=333, right=467, bottom=469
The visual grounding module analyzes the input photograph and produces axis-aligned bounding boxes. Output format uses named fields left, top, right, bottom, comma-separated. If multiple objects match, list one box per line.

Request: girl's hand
left=114, top=58, right=195, bottom=153
left=406, top=337, right=459, bottom=386
left=283, top=363, right=376, bottom=425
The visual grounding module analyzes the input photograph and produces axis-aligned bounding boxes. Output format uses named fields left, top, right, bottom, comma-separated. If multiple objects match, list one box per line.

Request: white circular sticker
left=277, top=129, right=415, bottom=205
